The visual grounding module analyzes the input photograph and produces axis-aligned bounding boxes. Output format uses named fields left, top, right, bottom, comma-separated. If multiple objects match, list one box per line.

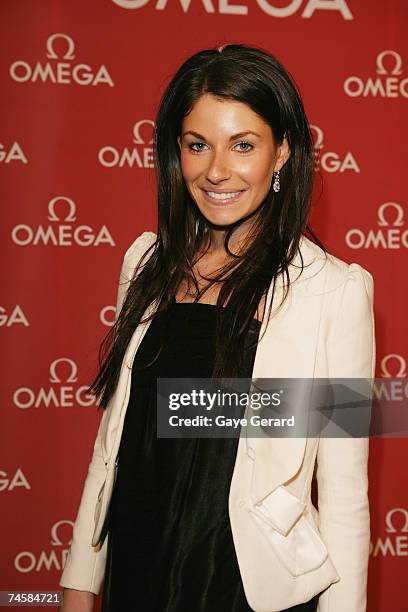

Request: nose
left=205, top=151, right=232, bottom=183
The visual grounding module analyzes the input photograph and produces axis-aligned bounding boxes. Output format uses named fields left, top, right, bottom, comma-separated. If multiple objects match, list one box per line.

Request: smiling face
left=178, top=93, right=290, bottom=251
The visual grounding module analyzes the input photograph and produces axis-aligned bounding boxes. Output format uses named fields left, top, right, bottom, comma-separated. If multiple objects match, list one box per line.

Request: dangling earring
left=272, top=170, right=280, bottom=193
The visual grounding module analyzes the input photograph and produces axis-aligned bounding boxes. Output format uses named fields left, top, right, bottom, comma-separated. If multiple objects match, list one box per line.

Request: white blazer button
left=237, top=499, right=245, bottom=508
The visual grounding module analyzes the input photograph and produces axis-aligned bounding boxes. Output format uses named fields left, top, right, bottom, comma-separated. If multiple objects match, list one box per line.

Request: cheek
left=239, top=157, right=273, bottom=187
left=180, top=151, right=201, bottom=182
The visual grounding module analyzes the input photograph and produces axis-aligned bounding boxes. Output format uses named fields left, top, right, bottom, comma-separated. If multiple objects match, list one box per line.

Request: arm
left=58, top=231, right=155, bottom=606
left=316, top=263, right=376, bottom=612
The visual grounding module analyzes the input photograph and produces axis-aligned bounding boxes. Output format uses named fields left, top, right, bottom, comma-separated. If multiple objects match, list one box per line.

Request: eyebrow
left=182, top=130, right=262, bottom=141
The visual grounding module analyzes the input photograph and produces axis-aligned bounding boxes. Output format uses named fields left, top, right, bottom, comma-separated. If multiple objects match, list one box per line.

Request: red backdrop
left=1, top=1, right=407, bottom=611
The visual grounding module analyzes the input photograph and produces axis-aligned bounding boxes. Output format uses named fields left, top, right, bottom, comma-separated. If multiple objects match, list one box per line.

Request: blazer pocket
left=248, top=486, right=328, bottom=577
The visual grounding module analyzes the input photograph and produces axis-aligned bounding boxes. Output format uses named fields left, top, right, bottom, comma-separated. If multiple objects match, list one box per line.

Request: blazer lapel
left=100, top=298, right=159, bottom=461
left=245, top=236, right=327, bottom=503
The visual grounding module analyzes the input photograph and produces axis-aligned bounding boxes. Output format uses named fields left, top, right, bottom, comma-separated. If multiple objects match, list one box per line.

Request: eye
left=188, top=142, right=208, bottom=153
left=234, top=141, right=254, bottom=154
left=187, top=141, right=254, bottom=154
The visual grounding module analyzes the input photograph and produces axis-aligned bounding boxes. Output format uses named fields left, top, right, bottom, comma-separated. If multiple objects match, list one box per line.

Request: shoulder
left=117, top=231, right=157, bottom=287
left=298, top=234, right=374, bottom=298
left=299, top=238, right=375, bottom=375
left=123, top=231, right=157, bottom=265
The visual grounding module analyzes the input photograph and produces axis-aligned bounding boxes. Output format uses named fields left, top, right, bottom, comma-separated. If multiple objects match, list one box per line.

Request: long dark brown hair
left=89, top=43, right=326, bottom=410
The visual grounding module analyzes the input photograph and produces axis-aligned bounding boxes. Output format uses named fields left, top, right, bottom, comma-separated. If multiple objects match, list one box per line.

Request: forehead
left=182, top=94, right=271, bottom=136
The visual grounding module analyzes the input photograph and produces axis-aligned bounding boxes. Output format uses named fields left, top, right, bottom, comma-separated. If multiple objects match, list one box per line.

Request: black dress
left=101, top=301, right=317, bottom=612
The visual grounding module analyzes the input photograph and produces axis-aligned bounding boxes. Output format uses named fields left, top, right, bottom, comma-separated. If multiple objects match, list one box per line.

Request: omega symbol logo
left=14, top=519, right=74, bottom=574
left=344, top=50, right=407, bottom=98
left=377, top=202, right=404, bottom=227
left=385, top=508, right=408, bottom=534
left=47, top=196, right=77, bottom=223
left=132, top=120, right=154, bottom=144
left=376, top=50, right=403, bottom=76
left=380, top=355, right=407, bottom=379
left=50, top=520, right=74, bottom=546
left=49, top=358, right=78, bottom=384
left=11, top=196, right=115, bottom=247
left=13, top=358, right=97, bottom=409
left=345, top=201, right=407, bottom=250
left=370, top=507, right=408, bottom=557
left=46, top=33, right=76, bottom=60
left=98, top=119, right=155, bottom=168
left=9, top=33, right=114, bottom=87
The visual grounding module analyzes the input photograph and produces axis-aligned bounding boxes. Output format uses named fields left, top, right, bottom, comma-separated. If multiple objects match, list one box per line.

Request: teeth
left=206, top=191, right=241, bottom=200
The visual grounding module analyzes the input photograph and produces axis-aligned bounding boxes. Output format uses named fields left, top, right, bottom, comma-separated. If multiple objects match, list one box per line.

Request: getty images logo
left=310, top=125, right=359, bottom=174
left=9, top=33, right=114, bottom=87
left=111, top=0, right=353, bottom=20
left=11, top=196, right=115, bottom=247
left=13, top=358, right=97, bottom=409
left=344, top=50, right=407, bottom=98
left=98, top=120, right=155, bottom=168
left=345, top=202, right=407, bottom=250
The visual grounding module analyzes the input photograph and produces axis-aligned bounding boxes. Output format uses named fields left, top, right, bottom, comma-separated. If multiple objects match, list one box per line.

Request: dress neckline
left=171, top=299, right=262, bottom=326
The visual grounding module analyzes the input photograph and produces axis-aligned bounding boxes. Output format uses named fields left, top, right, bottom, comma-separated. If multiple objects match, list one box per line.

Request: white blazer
left=59, top=231, right=376, bottom=612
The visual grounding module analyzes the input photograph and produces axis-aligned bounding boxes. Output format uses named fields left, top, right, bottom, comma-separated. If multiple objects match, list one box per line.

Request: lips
left=200, top=188, right=246, bottom=205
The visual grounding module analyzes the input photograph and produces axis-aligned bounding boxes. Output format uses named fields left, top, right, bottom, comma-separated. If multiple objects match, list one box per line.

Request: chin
left=201, top=208, right=245, bottom=227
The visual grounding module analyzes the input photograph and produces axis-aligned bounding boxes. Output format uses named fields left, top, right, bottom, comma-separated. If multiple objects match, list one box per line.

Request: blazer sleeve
left=316, top=263, right=376, bottom=612
left=59, top=231, right=155, bottom=594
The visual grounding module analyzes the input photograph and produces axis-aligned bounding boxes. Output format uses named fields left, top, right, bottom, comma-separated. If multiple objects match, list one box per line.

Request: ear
left=275, top=134, right=291, bottom=172
left=177, top=135, right=182, bottom=150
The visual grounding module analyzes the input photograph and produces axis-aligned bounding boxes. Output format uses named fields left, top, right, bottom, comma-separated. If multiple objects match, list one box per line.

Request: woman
left=59, top=44, right=375, bottom=612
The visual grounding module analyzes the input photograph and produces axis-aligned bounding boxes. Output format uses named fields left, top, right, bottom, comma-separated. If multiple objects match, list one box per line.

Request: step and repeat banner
left=1, top=1, right=407, bottom=611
